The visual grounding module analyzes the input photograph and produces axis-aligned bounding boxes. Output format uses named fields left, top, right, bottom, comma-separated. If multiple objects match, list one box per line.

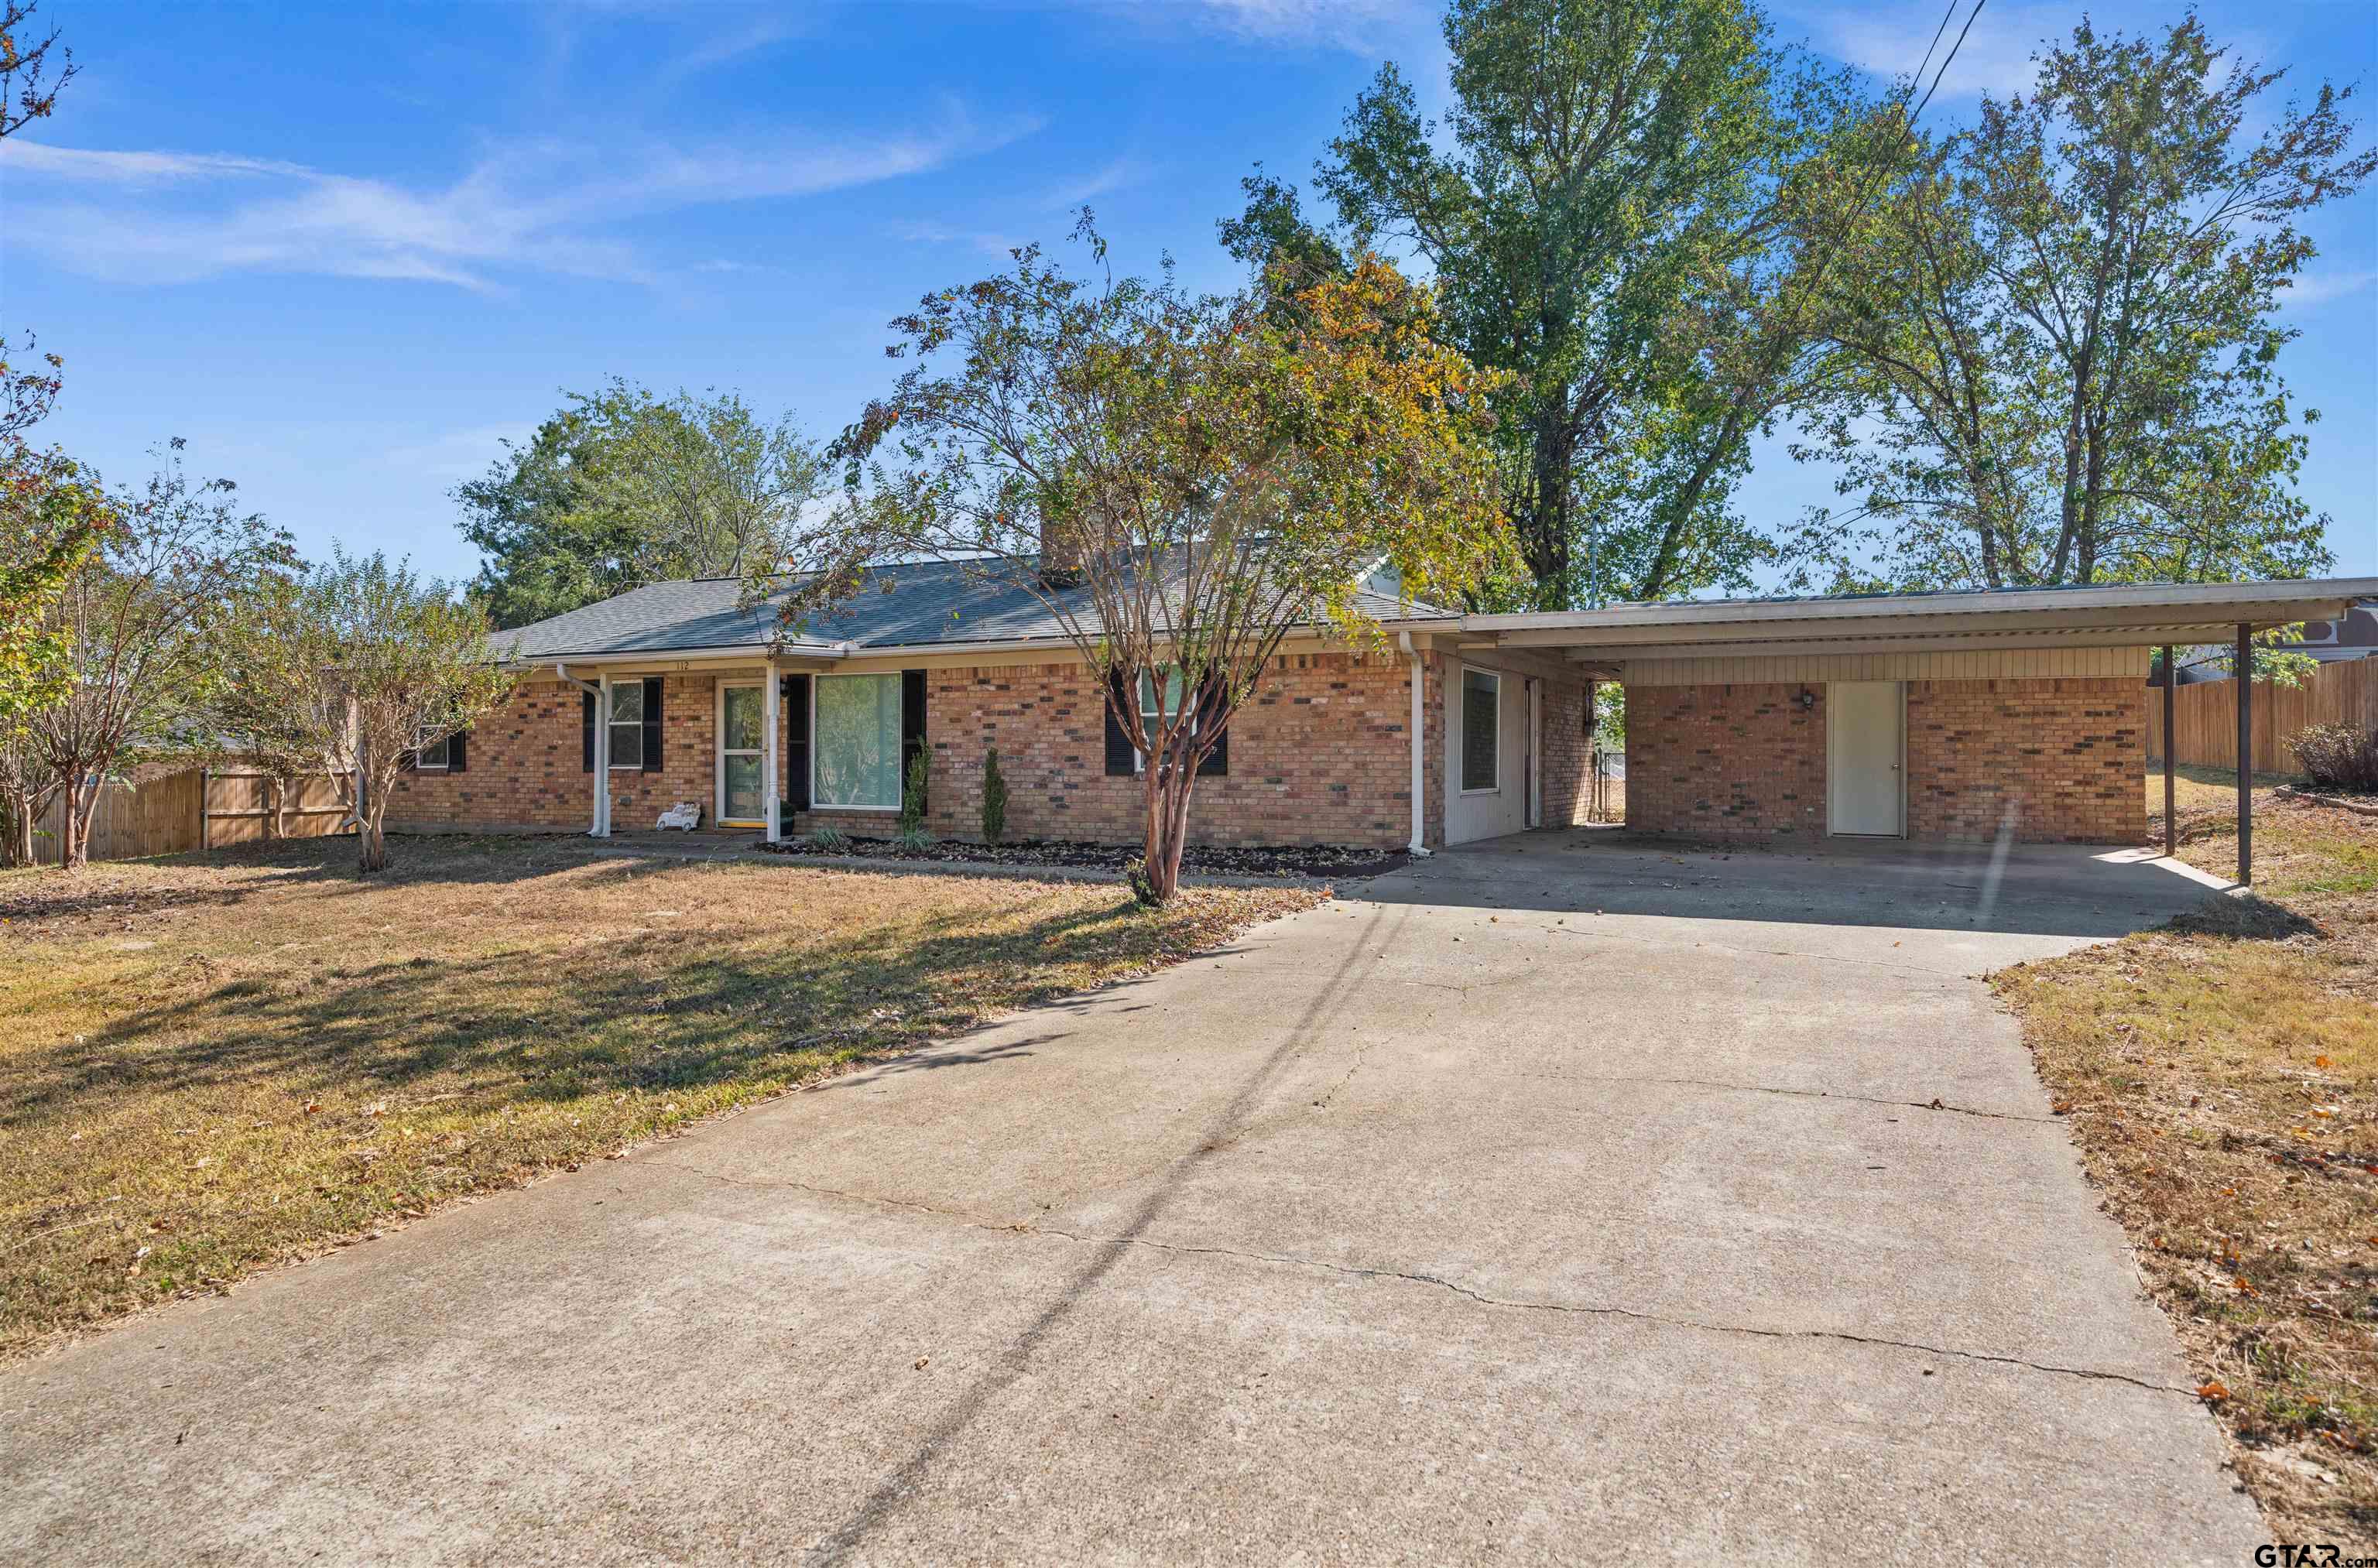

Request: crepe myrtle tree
left=209, top=548, right=515, bottom=874
left=29, top=443, right=294, bottom=868
left=776, top=222, right=1515, bottom=905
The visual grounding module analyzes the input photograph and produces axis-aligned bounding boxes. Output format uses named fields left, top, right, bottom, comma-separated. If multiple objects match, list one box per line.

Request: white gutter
left=1462, top=576, right=2378, bottom=636
left=553, top=662, right=610, bottom=837
left=1399, top=632, right=1431, bottom=858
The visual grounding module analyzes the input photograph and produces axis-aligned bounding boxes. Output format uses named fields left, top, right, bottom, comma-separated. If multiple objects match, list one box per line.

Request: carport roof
left=1444, top=577, right=2378, bottom=666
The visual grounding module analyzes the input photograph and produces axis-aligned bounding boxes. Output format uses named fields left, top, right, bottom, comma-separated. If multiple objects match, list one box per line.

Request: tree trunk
left=1, top=789, right=36, bottom=867
left=358, top=813, right=387, bottom=875
left=62, top=773, right=99, bottom=871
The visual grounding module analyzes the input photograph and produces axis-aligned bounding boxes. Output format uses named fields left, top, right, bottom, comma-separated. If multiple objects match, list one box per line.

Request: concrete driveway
left=2, top=833, right=2263, bottom=1564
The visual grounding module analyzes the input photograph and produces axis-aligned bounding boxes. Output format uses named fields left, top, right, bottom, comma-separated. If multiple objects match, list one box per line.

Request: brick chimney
left=1038, top=515, right=1086, bottom=589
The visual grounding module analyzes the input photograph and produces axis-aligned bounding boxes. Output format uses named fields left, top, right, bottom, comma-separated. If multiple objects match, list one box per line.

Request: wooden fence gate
left=2147, top=659, right=2378, bottom=775
left=29, top=766, right=355, bottom=864
left=200, top=770, right=354, bottom=848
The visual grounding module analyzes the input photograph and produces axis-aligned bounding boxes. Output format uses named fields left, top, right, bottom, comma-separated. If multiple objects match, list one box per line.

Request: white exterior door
left=717, top=683, right=766, bottom=825
left=1827, top=681, right=1904, bottom=837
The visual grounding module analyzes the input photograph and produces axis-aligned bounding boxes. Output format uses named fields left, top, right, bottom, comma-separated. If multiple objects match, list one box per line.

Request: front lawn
left=1998, top=778, right=2377, bottom=1546
left=0, top=837, right=1321, bottom=1361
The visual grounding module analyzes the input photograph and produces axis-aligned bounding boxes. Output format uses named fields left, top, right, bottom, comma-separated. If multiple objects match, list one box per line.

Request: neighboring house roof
left=495, top=557, right=1444, bottom=664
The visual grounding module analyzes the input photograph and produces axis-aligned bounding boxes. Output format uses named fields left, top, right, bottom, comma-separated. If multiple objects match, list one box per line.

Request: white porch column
left=762, top=660, right=782, bottom=844
left=592, top=673, right=612, bottom=837
left=1400, top=632, right=1430, bottom=857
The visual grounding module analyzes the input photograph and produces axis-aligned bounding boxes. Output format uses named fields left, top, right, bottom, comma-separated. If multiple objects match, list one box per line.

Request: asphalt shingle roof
left=495, top=558, right=1443, bottom=662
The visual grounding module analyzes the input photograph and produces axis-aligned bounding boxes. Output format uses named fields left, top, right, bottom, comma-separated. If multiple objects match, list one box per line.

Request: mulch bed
left=756, top=834, right=1406, bottom=880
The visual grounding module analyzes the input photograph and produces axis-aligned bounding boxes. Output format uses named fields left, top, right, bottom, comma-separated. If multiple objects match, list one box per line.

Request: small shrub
left=1124, top=856, right=1162, bottom=908
left=899, top=748, right=930, bottom=834
left=980, top=746, right=1009, bottom=845
left=2286, top=724, right=2378, bottom=793
left=895, top=824, right=937, bottom=852
left=807, top=825, right=851, bottom=852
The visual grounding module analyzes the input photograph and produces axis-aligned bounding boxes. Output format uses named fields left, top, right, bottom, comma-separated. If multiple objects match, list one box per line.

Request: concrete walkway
left=1, top=834, right=2262, bottom=1564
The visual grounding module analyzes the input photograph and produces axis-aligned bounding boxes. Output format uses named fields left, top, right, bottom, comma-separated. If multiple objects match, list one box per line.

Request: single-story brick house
left=386, top=568, right=2376, bottom=854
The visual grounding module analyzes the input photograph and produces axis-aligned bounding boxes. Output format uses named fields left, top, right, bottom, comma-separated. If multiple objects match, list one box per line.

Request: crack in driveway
left=641, top=1156, right=2182, bottom=1398
left=1513, top=1071, right=2056, bottom=1123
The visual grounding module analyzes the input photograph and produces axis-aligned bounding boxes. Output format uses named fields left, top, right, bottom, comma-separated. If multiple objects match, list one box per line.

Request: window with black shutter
left=1102, top=671, right=1136, bottom=776
left=901, top=669, right=927, bottom=812
left=582, top=692, right=595, bottom=772
left=640, top=676, right=663, bottom=773
left=782, top=673, right=811, bottom=810
left=448, top=730, right=469, bottom=773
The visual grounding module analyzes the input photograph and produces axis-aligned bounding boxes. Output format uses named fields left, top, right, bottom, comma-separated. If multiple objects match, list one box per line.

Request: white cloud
left=0, top=108, right=1041, bottom=293
left=897, top=222, right=1026, bottom=259
left=1043, top=155, right=1150, bottom=211
left=2280, top=269, right=2377, bottom=311
left=1784, top=2, right=2056, bottom=103
left=382, top=423, right=540, bottom=484
left=1098, top=0, right=1425, bottom=51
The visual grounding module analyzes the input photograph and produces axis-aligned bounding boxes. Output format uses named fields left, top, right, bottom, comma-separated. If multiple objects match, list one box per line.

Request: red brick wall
left=1540, top=676, right=1592, bottom=830
left=385, top=674, right=719, bottom=833
left=1906, top=677, right=2143, bottom=844
left=1625, top=676, right=2146, bottom=844
left=392, top=652, right=1601, bottom=852
left=1626, top=683, right=1827, bottom=840
left=804, top=649, right=1420, bottom=850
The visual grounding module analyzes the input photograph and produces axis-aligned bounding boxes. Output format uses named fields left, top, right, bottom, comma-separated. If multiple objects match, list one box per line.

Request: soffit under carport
left=1449, top=578, right=2378, bottom=674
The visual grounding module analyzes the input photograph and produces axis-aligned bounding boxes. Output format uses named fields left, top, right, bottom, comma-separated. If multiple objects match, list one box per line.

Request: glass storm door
left=719, top=683, right=765, bottom=823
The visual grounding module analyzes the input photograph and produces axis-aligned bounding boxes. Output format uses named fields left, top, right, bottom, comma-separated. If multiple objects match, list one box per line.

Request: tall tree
left=458, top=382, right=826, bottom=628
left=1259, top=0, right=1833, bottom=608
left=790, top=231, right=1515, bottom=904
left=209, top=549, right=515, bottom=875
left=1789, top=15, right=2373, bottom=591
left=27, top=443, right=295, bottom=868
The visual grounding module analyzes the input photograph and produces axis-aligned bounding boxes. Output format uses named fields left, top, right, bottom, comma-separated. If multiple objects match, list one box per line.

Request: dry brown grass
left=0, top=836, right=1322, bottom=1362
left=1998, top=779, right=2378, bottom=1546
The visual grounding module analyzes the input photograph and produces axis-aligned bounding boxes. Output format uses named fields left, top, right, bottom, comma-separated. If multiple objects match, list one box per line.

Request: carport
left=1451, top=577, right=2378, bottom=884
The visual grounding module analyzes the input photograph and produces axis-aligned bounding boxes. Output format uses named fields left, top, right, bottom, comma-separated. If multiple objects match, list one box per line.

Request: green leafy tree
left=1788, top=15, right=2373, bottom=591
left=791, top=228, right=1516, bottom=904
left=1246, top=0, right=1858, bottom=608
left=26, top=443, right=296, bottom=868
left=458, top=382, right=827, bottom=628
left=209, top=549, right=516, bottom=874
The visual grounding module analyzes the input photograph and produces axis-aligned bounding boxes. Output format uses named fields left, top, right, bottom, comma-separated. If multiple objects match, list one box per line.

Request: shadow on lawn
left=2, top=853, right=1207, bottom=1133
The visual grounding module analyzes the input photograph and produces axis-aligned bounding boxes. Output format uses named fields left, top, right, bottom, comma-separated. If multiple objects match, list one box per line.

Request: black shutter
left=449, top=729, right=469, bottom=773
left=782, top=674, right=811, bottom=810
left=582, top=692, right=596, bottom=772
left=640, top=677, right=663, bottom=773
left=1103, top=669, right=1136, bottom=776
left=1195, top=676, right=1228, bottom=777
left=901, top=669, right=927, bottom=813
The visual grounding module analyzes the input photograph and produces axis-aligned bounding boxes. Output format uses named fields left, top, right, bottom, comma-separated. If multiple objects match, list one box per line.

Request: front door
left=718, top=683, right=765, bottom=825
left=1827, top=680, right=1903, bottom=837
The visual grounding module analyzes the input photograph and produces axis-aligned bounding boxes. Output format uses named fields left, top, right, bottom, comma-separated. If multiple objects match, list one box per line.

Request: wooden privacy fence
left=2147, top=659, right=2378, bottom=775
left=200, top=769, right=354, bottom=848
left=31, top=766, right=354, bottom=864
left=33, top=769, right=205, bottom=864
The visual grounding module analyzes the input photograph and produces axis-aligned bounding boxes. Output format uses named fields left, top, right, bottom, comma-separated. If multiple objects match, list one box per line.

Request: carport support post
left=2160, top=645, right=2175, bottom=859
left=2236, top=624, right=2253, bottom=885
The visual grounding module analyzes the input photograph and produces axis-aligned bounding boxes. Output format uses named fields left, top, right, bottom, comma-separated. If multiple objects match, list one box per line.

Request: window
left=1461, top=668, right=1499, bottom=793
left=1136, top=669, right=1187, bottom=772
left=608, top=681, right=644, bottom=769
left=813, top=673, right=903, bottom=809
left=414, top=731, right=451, bottom=770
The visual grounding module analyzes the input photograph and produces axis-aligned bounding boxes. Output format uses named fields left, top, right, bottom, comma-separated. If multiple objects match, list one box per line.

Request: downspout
left=1400, top=632, right=1431, bottom=858
left=554, top=662, right=609, bottom=837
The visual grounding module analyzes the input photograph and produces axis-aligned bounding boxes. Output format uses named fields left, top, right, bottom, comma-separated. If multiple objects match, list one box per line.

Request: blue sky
left=4, top=0, right=2373, bottom=589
